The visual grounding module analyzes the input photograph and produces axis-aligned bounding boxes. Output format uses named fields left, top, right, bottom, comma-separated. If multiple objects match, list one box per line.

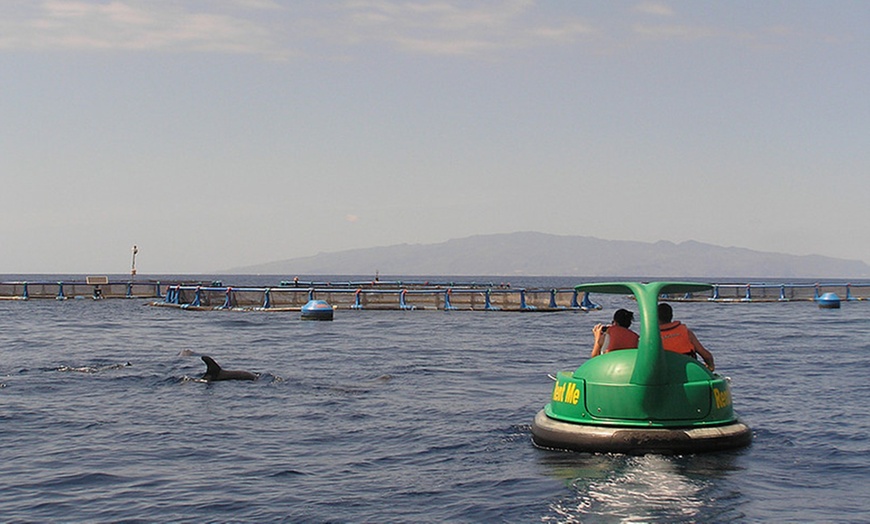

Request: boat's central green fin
left=574, top=282, right=712, bottom=296
left=574, top=282, right=712, bottom=385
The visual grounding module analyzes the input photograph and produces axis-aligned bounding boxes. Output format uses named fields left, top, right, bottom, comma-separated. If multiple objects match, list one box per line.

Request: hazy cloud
left=338, top=0, right=595, bottom=55
left=632, top=22, right=725, bottom=41
left=0, top=1, right=820, bottom=61
left=0, top=0, right=288, bottom=58
left=633, top=2, right=675, bottom=17
left=0, top=0, right=597, bottom=58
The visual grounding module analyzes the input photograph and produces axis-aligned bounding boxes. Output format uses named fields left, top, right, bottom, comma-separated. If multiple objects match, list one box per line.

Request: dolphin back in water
left=200, top=355, right=259, bottom=382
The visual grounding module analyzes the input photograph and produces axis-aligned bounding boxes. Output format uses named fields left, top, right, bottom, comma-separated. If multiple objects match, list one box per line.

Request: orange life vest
left=605, top=325, right=639, bottom=352
left=660, top=321, right=696, bottom=356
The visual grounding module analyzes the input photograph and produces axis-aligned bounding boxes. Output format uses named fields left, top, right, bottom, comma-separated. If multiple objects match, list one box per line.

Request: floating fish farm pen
left=0, top=278, right=163, bottom=300
left=1, top=279, right=867, bottom=309
left=155, top=282, right=601, bottom=312
left=667, top=282, right=868, bottom=302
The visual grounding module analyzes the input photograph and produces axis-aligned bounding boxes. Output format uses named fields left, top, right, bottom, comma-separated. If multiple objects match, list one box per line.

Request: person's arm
left=590, top=323, right=606, bottom=357
left=688, top=328, right=715, bottom=371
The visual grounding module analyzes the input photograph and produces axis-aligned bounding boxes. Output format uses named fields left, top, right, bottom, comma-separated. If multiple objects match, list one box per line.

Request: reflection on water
left=538, top=451, right=746, bottom=523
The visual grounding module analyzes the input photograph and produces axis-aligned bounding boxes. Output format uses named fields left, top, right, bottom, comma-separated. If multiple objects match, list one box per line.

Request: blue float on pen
left=301, top=299, right=334, bottom=320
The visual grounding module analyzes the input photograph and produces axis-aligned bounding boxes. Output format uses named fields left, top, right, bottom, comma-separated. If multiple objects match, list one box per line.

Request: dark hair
left=612, top=308, right=634, bottom=328
left=658, top=303, right=673, bottom=323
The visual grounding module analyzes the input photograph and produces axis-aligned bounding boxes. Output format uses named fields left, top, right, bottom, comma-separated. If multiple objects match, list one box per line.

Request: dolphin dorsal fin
left=201, top=355, right=222, bottom=378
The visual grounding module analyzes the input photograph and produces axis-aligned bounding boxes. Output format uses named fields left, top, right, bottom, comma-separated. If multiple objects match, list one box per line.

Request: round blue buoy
left=817, top=292, right=841, bottom=309
left=301, top=299, right=334, bottom=320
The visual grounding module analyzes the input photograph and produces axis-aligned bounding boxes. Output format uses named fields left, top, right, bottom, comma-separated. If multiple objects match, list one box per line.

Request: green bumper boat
left=531, top=282, right=752, bottom=454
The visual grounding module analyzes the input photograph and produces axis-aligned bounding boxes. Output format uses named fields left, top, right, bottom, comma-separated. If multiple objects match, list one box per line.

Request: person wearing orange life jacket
left=591, top=308, right=640, bottom=357
left=658, top=303, right=715, bottom=371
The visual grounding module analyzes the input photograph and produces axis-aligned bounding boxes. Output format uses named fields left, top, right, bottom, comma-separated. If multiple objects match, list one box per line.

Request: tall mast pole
left=131, top=245, right=138, bottom=279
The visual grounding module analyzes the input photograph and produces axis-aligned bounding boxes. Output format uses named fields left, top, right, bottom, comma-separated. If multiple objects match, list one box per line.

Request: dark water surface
left=1, top=277, right=868, bottom=522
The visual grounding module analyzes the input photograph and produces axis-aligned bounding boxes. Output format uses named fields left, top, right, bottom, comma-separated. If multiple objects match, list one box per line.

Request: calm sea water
left=1, top=276, right=869, bottom=523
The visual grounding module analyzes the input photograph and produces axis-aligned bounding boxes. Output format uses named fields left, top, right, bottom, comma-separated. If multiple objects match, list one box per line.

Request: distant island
left=223, top=232, right=870, bottom=278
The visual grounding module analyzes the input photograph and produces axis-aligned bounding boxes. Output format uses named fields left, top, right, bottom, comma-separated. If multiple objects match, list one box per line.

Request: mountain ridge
left=223, top=232, right=870, bottom=278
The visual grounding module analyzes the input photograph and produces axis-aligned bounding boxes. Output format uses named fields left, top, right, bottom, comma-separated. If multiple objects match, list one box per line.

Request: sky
left=1, top=1, right=868, bottom=274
